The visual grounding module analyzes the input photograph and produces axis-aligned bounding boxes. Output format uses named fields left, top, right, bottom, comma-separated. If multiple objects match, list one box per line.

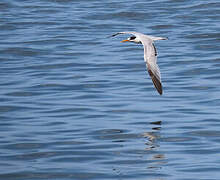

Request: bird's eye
left=129, top=36, right=136, bottom=40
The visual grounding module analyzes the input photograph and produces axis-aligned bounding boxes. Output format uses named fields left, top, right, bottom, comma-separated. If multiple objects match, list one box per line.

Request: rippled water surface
left=1, top=0, right=220, bottom=179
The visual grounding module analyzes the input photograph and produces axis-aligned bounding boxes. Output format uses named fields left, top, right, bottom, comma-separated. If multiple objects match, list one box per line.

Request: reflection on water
left=93, top=120, right=167, bottom=180
left=143, top=121, right=165, bottom=171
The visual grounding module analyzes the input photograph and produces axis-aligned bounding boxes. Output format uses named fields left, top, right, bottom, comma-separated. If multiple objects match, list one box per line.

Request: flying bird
left=111, top=31, right=167, bottom=95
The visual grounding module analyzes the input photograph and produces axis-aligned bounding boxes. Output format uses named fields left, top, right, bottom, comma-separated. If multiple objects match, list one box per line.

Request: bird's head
left=121, top=36, right=141, bottom=44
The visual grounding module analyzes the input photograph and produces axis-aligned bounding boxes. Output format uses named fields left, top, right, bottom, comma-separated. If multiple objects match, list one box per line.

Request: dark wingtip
left=156, top=83, right=163, bottom=95
left=148, top=69, right=163, bottom=95
left=111, top=33, right=119, bottom=37
left=109, top=32, right=123, bottom=38
left=107, top=33, right=117, bottom=38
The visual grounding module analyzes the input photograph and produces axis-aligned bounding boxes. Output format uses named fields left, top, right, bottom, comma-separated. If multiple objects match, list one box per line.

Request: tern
left=111, top=31, right=168, bottom=95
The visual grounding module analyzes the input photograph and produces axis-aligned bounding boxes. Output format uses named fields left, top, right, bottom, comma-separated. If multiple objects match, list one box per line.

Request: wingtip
left=157, top=87, right=163, bottom=95
left=147, top=69, right=163, bottom=95
left=109, top=33, right=118, bottom=38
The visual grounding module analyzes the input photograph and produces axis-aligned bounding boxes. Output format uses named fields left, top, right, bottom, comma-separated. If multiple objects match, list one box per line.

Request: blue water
left=1, top=0, right=220, bottom=179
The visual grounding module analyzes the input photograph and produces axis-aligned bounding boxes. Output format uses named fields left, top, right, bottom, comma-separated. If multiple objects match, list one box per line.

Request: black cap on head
left=129, top=36, right=136, bottom=40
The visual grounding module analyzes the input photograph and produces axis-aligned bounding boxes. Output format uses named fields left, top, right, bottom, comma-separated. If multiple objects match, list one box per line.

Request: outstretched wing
left=143, top=41, right=162, bottom=95
left=147, top=62, right=162, bottom=95
left=110, top=31, right=144, bottom=37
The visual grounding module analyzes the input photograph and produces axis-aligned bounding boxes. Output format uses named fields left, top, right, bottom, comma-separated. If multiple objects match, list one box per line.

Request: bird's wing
left=141, top=38, right=162, bottom=95
left=111, top=31, right=144, bottom=37
left=146, top=61, right=162, bottom=95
